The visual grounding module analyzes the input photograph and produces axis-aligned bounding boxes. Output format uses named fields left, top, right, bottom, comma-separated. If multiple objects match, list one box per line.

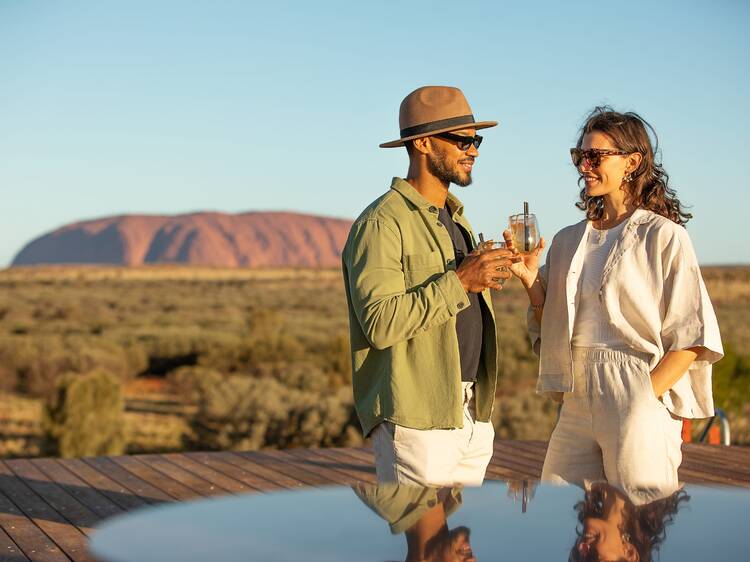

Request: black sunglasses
left=436, top=132, right=483, bottom=151
left=570, top=147, right=629, bottom=168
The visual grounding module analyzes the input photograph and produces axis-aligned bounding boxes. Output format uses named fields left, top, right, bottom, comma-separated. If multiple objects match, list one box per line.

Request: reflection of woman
left=508, top=107, right=723, bottom=497
left=570, top=482, right=689, bottom=562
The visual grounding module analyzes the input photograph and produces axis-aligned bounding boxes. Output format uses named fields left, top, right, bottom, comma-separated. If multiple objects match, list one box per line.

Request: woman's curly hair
left=575, top=106, right=692, bottom=225
left=569, top=483, right=690, bottom=562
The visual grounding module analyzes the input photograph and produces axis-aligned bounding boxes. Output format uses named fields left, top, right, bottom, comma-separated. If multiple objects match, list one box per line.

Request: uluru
left=12, top=212, right=354, bottom=268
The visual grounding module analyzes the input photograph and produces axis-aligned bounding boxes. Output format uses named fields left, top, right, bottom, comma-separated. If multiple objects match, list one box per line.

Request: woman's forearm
left=650, top=347, right=702, bottom=397
left=524, top=271, right=545, bottom=324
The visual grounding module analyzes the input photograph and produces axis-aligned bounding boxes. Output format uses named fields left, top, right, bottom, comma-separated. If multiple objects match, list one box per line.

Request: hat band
left=400, top=114, right=476, bottom=138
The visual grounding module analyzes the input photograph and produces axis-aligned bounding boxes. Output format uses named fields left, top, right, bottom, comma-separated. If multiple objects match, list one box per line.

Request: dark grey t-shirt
left=438, top=207, right=483, bottom=382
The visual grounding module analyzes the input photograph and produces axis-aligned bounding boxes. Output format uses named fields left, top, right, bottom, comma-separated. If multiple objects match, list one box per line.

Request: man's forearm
left=355, top=271, right=468, bottom=350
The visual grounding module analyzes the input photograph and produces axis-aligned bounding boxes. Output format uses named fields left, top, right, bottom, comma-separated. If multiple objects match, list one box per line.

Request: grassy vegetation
left=0, top=265, right=747, bottom=457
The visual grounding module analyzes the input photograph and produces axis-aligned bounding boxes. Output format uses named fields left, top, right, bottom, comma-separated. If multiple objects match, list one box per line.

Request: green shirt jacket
left=352, top=483, right=463, bottom=535
left=342, top=178, right=499, bottom=437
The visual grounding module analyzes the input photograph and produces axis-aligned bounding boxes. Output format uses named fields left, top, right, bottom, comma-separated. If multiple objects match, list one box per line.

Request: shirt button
left=457, top=302, right=465, bottom=309
left=436, top=221, right=444, bottom=228
left=428, top=206, right=438, bottom=213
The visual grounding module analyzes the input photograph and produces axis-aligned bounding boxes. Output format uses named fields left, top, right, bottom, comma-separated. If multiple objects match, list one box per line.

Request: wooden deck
left=0, top=440, right=746, bottom=561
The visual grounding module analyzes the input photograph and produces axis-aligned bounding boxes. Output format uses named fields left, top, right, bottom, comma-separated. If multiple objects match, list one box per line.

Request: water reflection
left=354, top=480, right=688, bottom=562
left=353, top=484, right=475, bottom=561
left=570, top=482, right=689, bottom=562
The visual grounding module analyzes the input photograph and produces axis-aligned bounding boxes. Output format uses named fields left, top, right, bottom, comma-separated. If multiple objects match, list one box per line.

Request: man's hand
left=455, top=248, right=514, bottom=292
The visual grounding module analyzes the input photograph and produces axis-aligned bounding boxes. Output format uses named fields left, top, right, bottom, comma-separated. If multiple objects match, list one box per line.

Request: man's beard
left=427, top=149, right=473, bottom=187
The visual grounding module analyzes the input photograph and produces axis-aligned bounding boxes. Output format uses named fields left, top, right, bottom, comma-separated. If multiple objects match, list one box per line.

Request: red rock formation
left=12, top=212, right=354, bottom=268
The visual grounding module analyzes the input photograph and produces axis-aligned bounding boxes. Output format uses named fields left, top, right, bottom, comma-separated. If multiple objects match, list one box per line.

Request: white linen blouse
left=528, top=208, right=723, bottom=419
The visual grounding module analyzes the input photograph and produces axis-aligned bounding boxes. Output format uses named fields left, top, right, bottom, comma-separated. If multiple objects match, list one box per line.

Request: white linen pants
left=371, top=382, right=495, bottom=487
left=542, top=347, right=683, bottom=504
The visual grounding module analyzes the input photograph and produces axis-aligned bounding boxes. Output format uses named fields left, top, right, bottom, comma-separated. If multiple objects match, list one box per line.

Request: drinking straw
left=523, top=201, right=529, bottom=252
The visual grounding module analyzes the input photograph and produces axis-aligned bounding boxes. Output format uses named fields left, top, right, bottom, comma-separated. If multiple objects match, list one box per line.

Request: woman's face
left=578, top=131, right=631, bottom=201
left=577, top=488, right=639, bottom=562
left=579, top=516, right=638, bottom=562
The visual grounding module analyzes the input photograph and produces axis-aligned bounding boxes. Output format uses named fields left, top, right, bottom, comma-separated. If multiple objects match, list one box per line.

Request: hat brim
left=379, top=120, right=498, bottom=148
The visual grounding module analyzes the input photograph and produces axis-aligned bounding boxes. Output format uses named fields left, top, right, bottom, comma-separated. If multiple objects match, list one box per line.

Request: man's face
left=435, top=526, right=476, bottom=562
left=427, top=128, right=479, bottom=187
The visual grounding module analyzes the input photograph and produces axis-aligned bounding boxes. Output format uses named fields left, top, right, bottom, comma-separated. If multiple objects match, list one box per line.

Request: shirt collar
left=630, top=208, right=653, bottom=225
left=389, top=177, right=465, bottom=217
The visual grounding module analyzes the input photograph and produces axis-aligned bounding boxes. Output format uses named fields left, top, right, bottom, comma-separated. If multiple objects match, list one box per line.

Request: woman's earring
left=623, top=171, right=633, bottom=183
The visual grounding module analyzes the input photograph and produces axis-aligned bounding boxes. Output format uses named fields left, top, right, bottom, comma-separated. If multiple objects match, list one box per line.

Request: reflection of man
left=354, top=483, right=476, bottom=562
left=343, top=86, right=511, bottom=486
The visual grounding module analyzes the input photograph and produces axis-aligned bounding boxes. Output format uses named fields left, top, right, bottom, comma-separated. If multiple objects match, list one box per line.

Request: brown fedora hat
left=379, top=86, right=497, bottom=148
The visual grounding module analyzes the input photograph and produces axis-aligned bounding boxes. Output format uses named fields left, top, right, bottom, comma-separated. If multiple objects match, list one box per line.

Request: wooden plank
left=682, top=445, right=750, bottom=475
left=26, top=459, right=122, bottom=521
left=284, top=448, right=374, bottom=485
left=677, top=466, right=750, bottom=488
left=249, top=450, right=340, bottom=487
left=0, top=461, right=93, bottom=562
left=0, top=525, right=27, bottom=562
left=82, top=457, right=173, bottom=505
left=0, top=487, right=56, bottom=562
left=500, top=440, right=548, bottom=457
left=493, top=440, right=547, bottom=463
left=53, top=459, right=147, bottom=512
left=309, top=447, right=374, bottom=469
left=157, top=454, right=254, bottom=495
left=225, top=452, right=308, bottom=489
left=490, top=454, right=544, bottom=471
left=106, top=456, right=201, bottom=502
left=4, top=460, right=100, bottom=535
left=297, top=448, right=377, bottom=484
left=290, top=449, right=368, bottom=485
left=678, top=462, right=750, bottom=488
left=132, top=455, right=231, bottom=497
left=491, top=442, right=544, bottom=477
left=325, top=443, right=542, bottom=482
left=679, top=456, right=750, bottom=483
left=184, top=452, right=284, bottom=493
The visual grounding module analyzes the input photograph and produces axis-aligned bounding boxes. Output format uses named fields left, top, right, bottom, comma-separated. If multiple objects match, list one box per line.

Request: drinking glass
left=479, top=237, right=508, bottom=286
left=508, top=213, right=540, bottom=254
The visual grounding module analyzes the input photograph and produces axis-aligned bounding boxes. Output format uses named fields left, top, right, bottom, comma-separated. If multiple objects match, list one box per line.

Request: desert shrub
left=42, top=369, right=125, bottom=457
left=182, top=369, right=362, bottom=451
left=712, top=346, right=750, bottom=415
left=3, top=336, right=72, bottom=397
left=168, top=365, right=222, bottom=401
left=492, top=391, right=559, bottom=440
left=0, top=335, right=148, bottom=398
left=317, top=332, right=352, bottom=386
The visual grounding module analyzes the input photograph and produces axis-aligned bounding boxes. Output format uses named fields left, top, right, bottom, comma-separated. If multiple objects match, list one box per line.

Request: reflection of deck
left=0, top=441, right=747, bottom=561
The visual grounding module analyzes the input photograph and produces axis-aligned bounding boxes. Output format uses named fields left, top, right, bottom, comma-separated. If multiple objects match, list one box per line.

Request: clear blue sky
left=1, top=0, right=748, bottom=266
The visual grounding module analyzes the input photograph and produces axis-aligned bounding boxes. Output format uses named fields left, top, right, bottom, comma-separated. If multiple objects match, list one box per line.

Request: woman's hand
left=502, top=230, right=545, bottom=289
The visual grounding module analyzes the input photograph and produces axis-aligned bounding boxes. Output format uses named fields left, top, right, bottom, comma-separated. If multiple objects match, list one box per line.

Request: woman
left=569, top=481, right=689, bottom=562
left=506, top=107, right=723, bottom=498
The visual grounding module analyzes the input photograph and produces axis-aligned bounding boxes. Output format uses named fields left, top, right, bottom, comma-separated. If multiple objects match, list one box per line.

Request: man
left=354, top=482, right=475, bottom=562
left=342, top=86, right=513, bottom=486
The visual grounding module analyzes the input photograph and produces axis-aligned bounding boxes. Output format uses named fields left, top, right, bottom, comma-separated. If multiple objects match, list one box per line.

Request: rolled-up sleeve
left=660, top=227, right=723, bottom=365
left=344, top=218, right=469, bottom=350
left=527, top=255, right=550, bottom=356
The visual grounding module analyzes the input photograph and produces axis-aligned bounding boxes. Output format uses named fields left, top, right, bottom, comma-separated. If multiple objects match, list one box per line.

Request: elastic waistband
left=572, top=346, right=651, bottom=364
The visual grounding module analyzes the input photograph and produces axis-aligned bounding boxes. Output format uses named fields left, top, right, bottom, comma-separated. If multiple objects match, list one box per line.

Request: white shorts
left=542, top=347, right=683, bottom=504
left=371, top=382, right=495, bottom=487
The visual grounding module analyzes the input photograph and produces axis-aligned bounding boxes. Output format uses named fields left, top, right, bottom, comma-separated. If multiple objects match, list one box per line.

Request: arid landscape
left=0, top=264, right=748, bottom=458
